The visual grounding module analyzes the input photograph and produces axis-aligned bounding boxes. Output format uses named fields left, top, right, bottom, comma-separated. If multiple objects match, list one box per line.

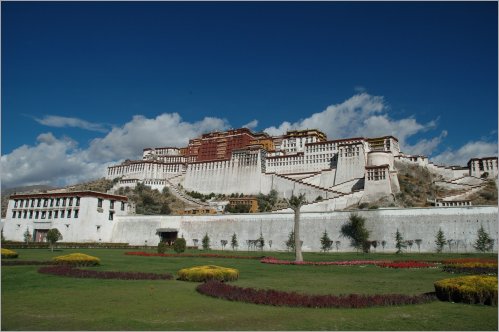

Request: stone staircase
left=165, top=177, right=209, bottom=207
left=274, top=173, right=347, bottom=197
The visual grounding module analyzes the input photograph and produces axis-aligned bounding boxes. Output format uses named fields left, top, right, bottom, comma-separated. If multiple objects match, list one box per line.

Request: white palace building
left=2, top=128, right=498, bottom=252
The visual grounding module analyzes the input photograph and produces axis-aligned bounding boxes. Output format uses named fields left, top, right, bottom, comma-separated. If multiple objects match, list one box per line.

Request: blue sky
left=1, top=1, right=498, bottom=188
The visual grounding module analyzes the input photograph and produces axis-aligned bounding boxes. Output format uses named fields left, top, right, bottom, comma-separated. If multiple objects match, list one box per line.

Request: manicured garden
left=1, top=248, right=497, bottom=330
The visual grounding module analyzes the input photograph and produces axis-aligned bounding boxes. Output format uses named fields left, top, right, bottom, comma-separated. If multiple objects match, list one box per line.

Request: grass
left=1, top=248, right=497, bottom=330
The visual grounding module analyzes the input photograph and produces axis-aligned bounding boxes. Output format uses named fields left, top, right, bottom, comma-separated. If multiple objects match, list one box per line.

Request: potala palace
left=3, top=128, right=498, bottom=252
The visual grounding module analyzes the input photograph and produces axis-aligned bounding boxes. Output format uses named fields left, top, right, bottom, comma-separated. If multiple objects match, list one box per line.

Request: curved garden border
left=38, top=265, right=173, bottom=280
left=125, top=252, right=264, bottom=260
left=196, top=280, right=435, bottom=308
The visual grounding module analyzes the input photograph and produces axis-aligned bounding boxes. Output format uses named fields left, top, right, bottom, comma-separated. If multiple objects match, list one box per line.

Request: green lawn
left=1, top=248, right=497, bottom=331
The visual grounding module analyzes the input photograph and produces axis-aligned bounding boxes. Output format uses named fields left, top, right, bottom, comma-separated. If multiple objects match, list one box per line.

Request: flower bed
left=442, top=266, right=497, bottom=275
left=441, top=258, right=497, bottom=269
left=375, top=261, right=437, bottom=269
left=38, top=265, right=173, bottom=280
left=260, top=257, right=388, bottom=266
left=125, top=251, right=263, bottom=260
left=53, top=253, right=100, bottom=266
left=196, top=280, right=435, bottom=308
left=1, top=248, right=19, bottom=259
left=177, top=265, right=239, bottom=282
left=434, top=275, right=498, bottom=306
left=1, top=260, right=55, bottom=266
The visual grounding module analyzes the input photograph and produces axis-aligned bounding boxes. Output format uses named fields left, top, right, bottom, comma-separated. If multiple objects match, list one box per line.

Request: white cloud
left=2, top=113, right=229, bottom=188
left=404, top=130, right=448, bottom=156
left=1, top=133, right=104, bottom=188
left=242, top=119, right=258, bottom=130
left=263, top=93, right=438, bottom=153
left=34, top=115, right=109, bottom=133
left=432, top=141, right=498, bottom=166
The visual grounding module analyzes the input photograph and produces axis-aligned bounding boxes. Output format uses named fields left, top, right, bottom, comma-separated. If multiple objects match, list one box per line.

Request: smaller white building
left=3, top=191, right=130, bottom=243
left=468, top=157, right=498, bottom=178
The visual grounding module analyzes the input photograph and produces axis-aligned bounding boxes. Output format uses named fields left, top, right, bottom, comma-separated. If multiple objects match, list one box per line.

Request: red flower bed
left=125, top=251, right=263, bottom=260
left=260, top=257, right=388, bottom=266
left=375, top=261, right=437, bottom=269
left=196, top=281, right=435, bottom=308
left=38, top=265, right=173, bottom=280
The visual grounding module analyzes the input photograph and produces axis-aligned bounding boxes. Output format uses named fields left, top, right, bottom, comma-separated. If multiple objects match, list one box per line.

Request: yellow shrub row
left=177, top=265, right=239, bottom=282
left=1, top=248, right=18, bottom=259
left=434, top=275, right=498, bottom=306
left=53, top=253, right=100, bottom=266
left=446, top=262, right=497, bottom=269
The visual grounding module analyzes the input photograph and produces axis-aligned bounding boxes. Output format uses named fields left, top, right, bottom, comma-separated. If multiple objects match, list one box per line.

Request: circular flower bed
left=1, top=248, right=19, bottom=259
left=434, top=275, right=498, bottom=306
left=53, top=253, right=100, bottom=266
left=177, top=265, right=239, bottom=282
left=197, top=280, right=435, bottom=308
left=125, top=251, right=262, bottom=259
left=38, top=265, right=173, bottom=280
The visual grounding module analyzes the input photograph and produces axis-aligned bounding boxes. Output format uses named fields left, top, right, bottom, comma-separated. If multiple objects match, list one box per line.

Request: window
left=41, top=211, right=46, bottom=219
left=12, top=211, right=16, bottom=218
left=43, top=199, right=48, bottom=207
left=67, top=209, right=72, bottom=218
left=31, top=199, right=35, bottom=207
left=62, top=198, right=66, bottom=207
left=48, top=211, right=52, bottom=219
left=121, top=202, right=125, bottom=211
left=60, top=210, right=65, bottom=218
left=69, top=198, right=73, bottom=206
left=98, top=198, right=103, bottom=208
left=56, top=198, right=60, bottom=206
left=50, top=199, right=54, bottom=207
left=74, top=210, right=79, bottom=218
left=37, top=199, right=41, bottom=207
left=14, top=200, right=18, bottom=208
left=23, top=210, right=28, bottom=219
left=109, top=211, right=114, bottom=220
left=29, top=211, right=33, bottom=219
left=54, top=211, right=59, bottom=219
left=76, top=197, right=80, bottom=206
left=110, top=200, right=115, bottom=209
left=35, top=211, right=39, bottom=219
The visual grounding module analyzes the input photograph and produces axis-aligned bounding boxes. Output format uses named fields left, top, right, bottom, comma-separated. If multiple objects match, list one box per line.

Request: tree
left=46, top=228, right=62, bottom=252
left=415, top=239, right=422, bottom=253
left=173, top=238, right=186, bottom=253
left=285, top=230, right=295, bottom=252
left=257, top=232, right=265, bottom=251
left=23, top=228, right=32, bottom=244
left=202, top=233, right=210, bottom=250
left=220, top=239, right=228, bottom=251
left=230, top=233, right=238, bottom=250
left=395, top=229, right=406, bottom=254
left=435, top=228, right=446, bottom=253
left=257, top=189, right=278, bottom=212
left=320, top=230, right=333, bottom=252
left=287, top=194, right=307, bottom=262
left=340, top=214, right=370, bottom=253
left=473, top=225, right=494, bottom=253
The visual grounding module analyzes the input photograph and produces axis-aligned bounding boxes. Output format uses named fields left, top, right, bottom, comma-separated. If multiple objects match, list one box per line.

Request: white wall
left=111, top=206, right=498, bottom=253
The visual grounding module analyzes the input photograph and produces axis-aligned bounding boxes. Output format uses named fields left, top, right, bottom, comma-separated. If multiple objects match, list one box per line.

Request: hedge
left=38, top=265, right=173, bottom=280
left=1, top=248, right=19, bottom=259
left=434, top=275, right=498, bottom=306
left=53, top=253, right=101, bottom=266
left=197, top=281, right=436, bottom=308
left=177, top=265, right=239, bottom=282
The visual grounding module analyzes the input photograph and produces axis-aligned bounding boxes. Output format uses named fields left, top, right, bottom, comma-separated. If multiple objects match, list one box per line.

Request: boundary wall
left=112, top=206, right=498, bottom=253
